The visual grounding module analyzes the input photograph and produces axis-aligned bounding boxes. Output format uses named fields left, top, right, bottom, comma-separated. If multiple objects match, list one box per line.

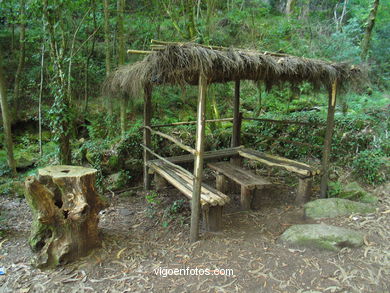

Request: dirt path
left=1, top=183, right=389, bottom=292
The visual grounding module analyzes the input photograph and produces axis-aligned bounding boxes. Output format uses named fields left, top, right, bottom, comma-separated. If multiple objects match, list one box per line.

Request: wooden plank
left=320, top=81, right=337, bottom=197
left=149, top=146, right=244, bottom=165
left=145, top=126, right=196, bottom=155
left=239, top=148, right=319, bottom=177
left=149, top=163, right=229, bottom=206
left=191, top=73, right=207, bottom=242
left=208, top=162, right=271, bottom=189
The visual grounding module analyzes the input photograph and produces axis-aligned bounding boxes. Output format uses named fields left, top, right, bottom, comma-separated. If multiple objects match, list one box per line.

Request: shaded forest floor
left=1, top=176, right=389, bottom=292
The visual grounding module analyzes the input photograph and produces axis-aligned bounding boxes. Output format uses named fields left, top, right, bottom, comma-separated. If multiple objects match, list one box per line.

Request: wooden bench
left=238, top=148, right=321, bottom=203
left=148, top=160, right=230, bottom=231
left=207, top=161, right=272, bottom=210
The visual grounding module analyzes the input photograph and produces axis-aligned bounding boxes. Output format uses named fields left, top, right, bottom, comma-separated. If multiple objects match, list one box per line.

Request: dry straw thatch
left=104, top=43, right=364, bottom=98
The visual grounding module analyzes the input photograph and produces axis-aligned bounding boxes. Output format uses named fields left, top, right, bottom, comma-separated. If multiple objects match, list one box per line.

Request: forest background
left=0, top=0, right=389, bottom=201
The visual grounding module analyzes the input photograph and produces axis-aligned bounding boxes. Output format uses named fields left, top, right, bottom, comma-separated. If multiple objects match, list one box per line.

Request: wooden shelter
left=104, top=40, right=364, bottom=241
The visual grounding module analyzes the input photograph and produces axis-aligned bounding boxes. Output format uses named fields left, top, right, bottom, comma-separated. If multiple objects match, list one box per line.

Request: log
left=24, top=165, right=106, bottom=268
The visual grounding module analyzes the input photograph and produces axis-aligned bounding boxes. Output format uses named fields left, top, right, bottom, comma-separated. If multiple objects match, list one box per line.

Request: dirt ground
left=1, top=174, right=389, bottom=293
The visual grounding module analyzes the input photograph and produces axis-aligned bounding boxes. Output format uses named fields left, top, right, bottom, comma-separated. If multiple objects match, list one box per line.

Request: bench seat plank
left=207, top=162, right=271, bottom=189
left=239, top=148, right=320, bottom=177
left=148, top=160, right=230, bottom=207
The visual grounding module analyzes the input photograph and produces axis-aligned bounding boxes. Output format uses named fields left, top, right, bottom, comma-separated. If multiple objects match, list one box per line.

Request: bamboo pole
left=145, top=126, right=196, bottom=155
left=127, top=49, right=153, bottom=54
left=143, top=86, right=152, bottom=190
left=320, top=81, right=337, bottom=197
left=190, top=73, right=207, bottom=242
left=150, top=117, right=233, bottom=128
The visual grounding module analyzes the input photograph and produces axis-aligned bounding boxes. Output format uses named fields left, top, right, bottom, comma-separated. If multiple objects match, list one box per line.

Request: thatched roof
left=104, top=43, right=364, bottom=98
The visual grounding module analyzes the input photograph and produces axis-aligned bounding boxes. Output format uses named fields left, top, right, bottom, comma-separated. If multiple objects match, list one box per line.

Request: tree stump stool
left=24, top=165, right=106, bottom=268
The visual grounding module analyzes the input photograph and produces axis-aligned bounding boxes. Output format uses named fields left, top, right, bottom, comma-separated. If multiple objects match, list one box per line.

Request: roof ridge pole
left=320, top=81, right=337, bottom=198
left=190, top=73, right=207, bottom=242
left=143, top=86, right=152, bottom=190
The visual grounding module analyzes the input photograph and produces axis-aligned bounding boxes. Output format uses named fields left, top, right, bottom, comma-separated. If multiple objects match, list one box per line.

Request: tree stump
left=24, top=165, right=106, bottom=268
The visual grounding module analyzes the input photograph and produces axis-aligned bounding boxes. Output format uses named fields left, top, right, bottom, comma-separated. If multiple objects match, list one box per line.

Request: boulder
left=339, top=182, right=378, bottom=204
left=304, top=198, right=375, bottom=219
left=280, top=224, right=364, bottom=251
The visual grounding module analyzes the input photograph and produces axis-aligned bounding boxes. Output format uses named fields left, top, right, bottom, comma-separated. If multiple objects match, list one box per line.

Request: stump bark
left=24, top=165, right=106, bottom=268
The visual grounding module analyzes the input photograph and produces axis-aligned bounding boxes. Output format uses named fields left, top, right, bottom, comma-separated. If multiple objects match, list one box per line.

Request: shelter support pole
left=190, top=73, right=207, bottom=242
left=143, top=86, right=152, bottom=190
left=231, top=80, right=242, bottom=166
left=320, top=82, right=337, bottom=198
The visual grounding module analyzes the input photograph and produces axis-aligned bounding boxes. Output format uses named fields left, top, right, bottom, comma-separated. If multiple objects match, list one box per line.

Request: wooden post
left=143, top=86, right=152, bottom=190
left=232, top=80, right=241, bottom=147
left=240, top=186, right=254, bottom=210
left=231, top=80, right=242, bottom=167
left=216, top=173, right=228, bottom=194
left=190, top=73, right=207, bottom=242
left=203, top=206, right=223, bottom=232
left=296, top=177, right=312, bottom=204
left=320, top=82, right=337, bottom=198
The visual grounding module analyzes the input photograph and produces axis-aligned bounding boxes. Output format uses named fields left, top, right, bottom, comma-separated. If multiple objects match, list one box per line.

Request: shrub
left=352, top=149, right=387, bottom=185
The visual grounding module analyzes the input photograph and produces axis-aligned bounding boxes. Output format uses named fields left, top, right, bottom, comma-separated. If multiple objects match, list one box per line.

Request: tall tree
left=13, top=0, right=26, bottom=118
left=361, top=0, right=380, bottom=60
left=104, top=0, right=113, bottom=115
left=117, top=0, right=127, bottom=137
left=0, top=52, right=17, bottom=175
left=43, top=0, right=72, bottom=164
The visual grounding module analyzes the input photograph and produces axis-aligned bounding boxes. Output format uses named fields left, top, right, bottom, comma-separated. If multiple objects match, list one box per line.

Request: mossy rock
left=0, top=181, right=25, bottom=197
left=304, top=198, right=375, bottom=219
left=339, top=182, right=378, bottom=204
left=279, top=224, right=364, bottom=251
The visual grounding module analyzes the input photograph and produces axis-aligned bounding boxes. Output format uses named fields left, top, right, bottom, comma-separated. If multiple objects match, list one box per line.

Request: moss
left=304, top=198, right=375, bottom=219
left=280, top=224, right=364, bottom=251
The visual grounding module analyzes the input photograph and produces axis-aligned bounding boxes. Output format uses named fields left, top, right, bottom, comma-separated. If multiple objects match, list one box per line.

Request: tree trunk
left=13, top=0, right=26, bottom=119
left=0, top=52, right=17, bottom=175
left=285, top=0, right=296, bottom=15
left=24, top=165, right=106, bottom=268
left=104, top=0, right=113, bottom=115
left=184, top=0, right=197, bottom=40
left=361, top=0, right=380, bottom=60
left=117, top=0, right=127, bottom=137
left=43, top=0, right=72, bottom=165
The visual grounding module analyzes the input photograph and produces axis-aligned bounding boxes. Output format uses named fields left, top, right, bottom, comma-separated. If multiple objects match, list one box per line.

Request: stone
left=304, top=198, right=375, bottom=219
left=339, top=182, right=378, bottom=203
left=280, top=224, right=364, bottom=251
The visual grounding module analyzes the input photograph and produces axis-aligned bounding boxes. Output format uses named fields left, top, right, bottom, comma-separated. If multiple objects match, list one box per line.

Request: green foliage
left=352, top=149, right=387, bottom=185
